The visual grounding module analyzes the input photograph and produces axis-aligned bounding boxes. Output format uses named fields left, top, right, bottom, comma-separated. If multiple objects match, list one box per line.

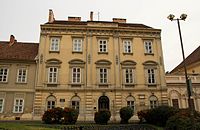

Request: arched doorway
left=98, top=96, right=109, bottom=110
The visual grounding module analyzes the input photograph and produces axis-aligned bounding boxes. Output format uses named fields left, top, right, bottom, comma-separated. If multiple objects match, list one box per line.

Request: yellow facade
left=33, top=11, right=167, bottom=121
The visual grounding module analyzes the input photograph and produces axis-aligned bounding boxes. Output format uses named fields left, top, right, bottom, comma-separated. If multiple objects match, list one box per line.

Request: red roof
left=0, top=41, right=39, bottom=62
left=170, top=45, right=200, bottom=73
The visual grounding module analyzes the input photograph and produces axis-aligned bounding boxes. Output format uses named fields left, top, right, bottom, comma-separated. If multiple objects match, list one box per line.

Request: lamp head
left=167, top=14, right=175, bottom=21
left=180, top=14, right=187, bottom=20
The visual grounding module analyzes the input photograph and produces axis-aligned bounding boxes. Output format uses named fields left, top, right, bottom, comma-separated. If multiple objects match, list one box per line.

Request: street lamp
left=167, top=14, right=194, bottom=118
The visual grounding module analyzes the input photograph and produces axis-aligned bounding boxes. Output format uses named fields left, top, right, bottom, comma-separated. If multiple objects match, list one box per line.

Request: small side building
left=0, top=35, right=39, bottom=120
left=166, top=46, right=200, bottom=111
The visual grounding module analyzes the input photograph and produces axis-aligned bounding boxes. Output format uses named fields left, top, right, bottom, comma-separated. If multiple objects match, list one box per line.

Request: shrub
left=120, top=106, right=134, bottom=124
left=62, top=107, right=79, bottom=125
left=94, top=109, right=111, bottom=125
left=137, top=109, right=149, bottom=123
left=166, top=108, right=200, bottom=130
left=42, top=109, right=54, bottom=124
left=137, top=106, right=178, bottom=127
left=53, top=107, right=63, bottom=124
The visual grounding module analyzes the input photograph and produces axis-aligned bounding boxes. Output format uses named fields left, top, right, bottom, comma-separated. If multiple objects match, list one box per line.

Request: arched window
left=46, top=95, right=56, bottom=110
left=149, top=95, right=158, bottom=109
left=71, top=96, right=80, bottom=112
left=126, top=96, right=135, bottom=113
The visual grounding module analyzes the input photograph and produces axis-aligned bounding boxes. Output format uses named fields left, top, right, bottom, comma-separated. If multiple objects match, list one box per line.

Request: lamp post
left=167, top=14, right=194, bottom=119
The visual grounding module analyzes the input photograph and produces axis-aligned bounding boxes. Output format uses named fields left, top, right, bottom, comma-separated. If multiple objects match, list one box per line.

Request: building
left=166, top=46, right=200, bottom=111
left=33, top=10, right=167, bottom=121
left=0, top=35, right=38, bottom=120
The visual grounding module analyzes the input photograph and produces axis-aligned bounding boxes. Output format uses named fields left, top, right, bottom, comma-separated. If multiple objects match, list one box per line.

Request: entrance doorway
left=98, top=96, right=110, bottom=110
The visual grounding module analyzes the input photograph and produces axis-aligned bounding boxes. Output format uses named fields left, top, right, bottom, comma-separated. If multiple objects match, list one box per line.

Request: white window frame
left=0, top=98, right=4, bottom=113
left=73, top=38, right=83, bottom=52
left=47, top=100, right=56, bottom=109
left=98, top=39, right=107, bottom=53
left=0, top=68, right=9, bottom=83
left=13, top=98, right=24, bottom=113
left=71, top=101, right=80, bottom=112
left=72, top=67, right=81, bottom=83
left=50, top=37, right=60, bottom=52
left=99, top=68, right=108, bottom=84
left=123, top=40, right=132, bottom=53
left=124, top=68, right=134, bottom=84
left=17, top=68, right=27, bottom=83
left=147, top=68, right=156, bottom=84
left=144, top=40, right=153, bottom=54
left=48, top=67, right=58, bottom=84
left=149, top=96, right=158, bottom=109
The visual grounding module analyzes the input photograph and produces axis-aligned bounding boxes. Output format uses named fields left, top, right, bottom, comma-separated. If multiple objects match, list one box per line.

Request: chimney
left=68, top=17, right=81, bottom=22
left=113, top=18, right=126, bottom=23
left=48, top=9, right=55, bottom=23
left=9, top=35, right=16, bottom=46
left=90, top=11, right=93, bottom=21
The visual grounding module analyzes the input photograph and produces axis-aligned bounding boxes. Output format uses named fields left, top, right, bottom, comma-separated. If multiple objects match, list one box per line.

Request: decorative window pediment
left=46, top=59, right=62, bottom=65
left=69, top=59, right=85, bottom=65
left=95, top=60, right=112, bottom=65
left=121, top=60, right=136, bottom=66
left=143, top=60, right=158, bottom=66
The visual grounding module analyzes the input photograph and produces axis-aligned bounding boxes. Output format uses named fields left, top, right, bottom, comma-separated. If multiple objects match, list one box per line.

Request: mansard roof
left=0, top=41, right=39, bottom=62
left=171, top=45, right=200, bottom=73
left=45, top=20, right=153, bottom=29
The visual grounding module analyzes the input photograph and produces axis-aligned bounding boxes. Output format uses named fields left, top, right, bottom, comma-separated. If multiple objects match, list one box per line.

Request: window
left=172, top=99, right=179, bottom=109
left=17, top=68, right=27, bottom=83
left=0, top=68, right=8, bottom=82
left=125, top=68, right=134, bottom=84
left=72, top=67, right=81, bottom=83
left=73, top=38, right=83, bottom=52
left=124, top=40, right=132, bottom=53
left=13, top=98, right=24, bottom=113
left=149, top=96, right=158, bottom=109
left=126, top=96, right=135, bottom=113
left=99, top=68, right=108, bottom=84
left=72, top=101, right=79, bottom=111
left=144, top=40, right=153, bottom=54
left=47, top=101, right=55, bottom=109
left=147, top=69, right=156, bottom=84
left=98, top=39, right=107, bottom=53
left=50, top=37, right=60, bottom=52
left=46, top=96, right=56, bottom=110
left=48, top=67, right=58, bottom=84
left=71, top=96, right=80, bottom=112
left=0, top=99, right=4, bottom=113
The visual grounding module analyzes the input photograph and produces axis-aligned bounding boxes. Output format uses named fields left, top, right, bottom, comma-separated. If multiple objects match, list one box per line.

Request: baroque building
left=0, top=35, right=38, bottom=120
left=33, top=10, right=167, bottom=121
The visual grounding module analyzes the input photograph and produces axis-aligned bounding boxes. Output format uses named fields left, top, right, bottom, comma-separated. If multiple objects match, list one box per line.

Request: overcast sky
left=0, top=0, right=199, bottom=72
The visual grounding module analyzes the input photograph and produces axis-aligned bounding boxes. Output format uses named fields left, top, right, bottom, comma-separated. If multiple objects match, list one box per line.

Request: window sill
left=72, top=51, right=83, bottom=54
left=0, top=82, right=8, bottom=84
left=49, top=51, right=60, bottom=53
left=46, top=83, right=59, bottom=87
left=123, top=52, right=133, bottom=55
left=98, top=84, right=109, bottom=88
left=98, top=52, right=108, bottom=54
left=144, top=53, right=154, bottom=56
left=15, top=82, right=27, bottom=84
left=124, top=84, right=135, bottom=87
left=13, top=112, right=23, bottom=114
left=147, top=84, right=157, bottom=87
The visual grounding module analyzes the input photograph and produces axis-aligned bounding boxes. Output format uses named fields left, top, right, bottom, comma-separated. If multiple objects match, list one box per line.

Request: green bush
left=120, top=106, right=134, bottom=124
left=53, top=107, right=63, bottom=124
left=137, top=106, right=178, bottom=127
left=62, top=107, right=79, bottom=125
left=94, top=109, right=111, bottom=125
left=166, top=108, right=200, bottom=130
left=42, top=109, right=55, bottom=124
left=42, top=107, right=79, bottom=125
